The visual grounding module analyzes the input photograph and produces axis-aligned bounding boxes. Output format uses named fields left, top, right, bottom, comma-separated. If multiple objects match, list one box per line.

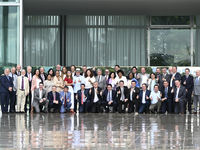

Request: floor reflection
left=0, top=112, right=199, bottom=149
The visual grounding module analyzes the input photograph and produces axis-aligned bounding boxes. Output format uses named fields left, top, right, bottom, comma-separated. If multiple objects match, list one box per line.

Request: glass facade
left=0, top=6, right=20, bottom=67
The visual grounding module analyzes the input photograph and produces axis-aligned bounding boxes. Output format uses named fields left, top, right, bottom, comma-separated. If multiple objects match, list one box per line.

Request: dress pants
left=74, top=93, right=77, bottom=112
left=65, top=102, right=72, bottom=111
left=118, top=100, right=128, bottom=113
left=10, top=91, right=16, bottom=112
left=185, top=93, right=192, bottom=113
left=16, top=90, right=26, bottom=112
left=161, top=98, right=173, bottom=113
left=91, top=101, right=101, bottom=113
left=149, top=101, right=162, bottom=113
left=79, top=100, right=90, bottom=113
left=1, top=92, right=10, bottom=113
left=128, top=100, right=140, bottom=113
left=193, top=95, right=200, bottom=112
left=49, top=102, right=61, bottom=112
left=138, top=101, right=151, bottom=114
left=101, top=101, right=117, bottom=112
left=34, top=100, right=49, bottom=113
left=174, top=100, right=185, bottom=114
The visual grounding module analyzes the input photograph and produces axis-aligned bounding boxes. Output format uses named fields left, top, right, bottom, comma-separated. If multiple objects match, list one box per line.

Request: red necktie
left=29, top=74, right=31, bottom=81
left=81, top=91, right=84, bottom=105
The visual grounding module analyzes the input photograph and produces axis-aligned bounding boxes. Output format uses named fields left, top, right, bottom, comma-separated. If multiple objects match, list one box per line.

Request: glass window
left=150, top=29, right=191, bottom=66
left=0, top=6, right=20, bottom=66
left=24, top=16, right=59, bottom=26
left=151, top=16, right=190, bottom=25
left=0, top=0, right=19, bottom=2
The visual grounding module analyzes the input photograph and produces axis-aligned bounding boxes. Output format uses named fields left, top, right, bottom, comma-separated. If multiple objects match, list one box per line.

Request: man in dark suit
left=128, top=81, right=140, bottom=113
left=138, top=83, right=151, bottom=114
left=25, top=66, right=33, bottom=112
left=89, top=81, right=103, bottom=113
left=132, top=66, right=140, bottom=80
left=0, top=68, right=13, bottom=113
left=76, top=84, right=90, bottom=113
left=173, top=80, right=186, bottom=114
left=40, top=67, right=47, bottom=83
left=158, top=67, right=170, bottom=92
left=15, top=64, right=21, bottom=76
left=170, top=66, right=181, bottom=88
left=32, top=82, right=49, bottom=113
left=181, top=68, right=193, bottom=114
left=161, top=81, right=174, bottom=114
left=102, top=84, right=117, bottom=113
left=48, top=86, right=62, bottom=113
left=116, top=80, right=129, bottom=113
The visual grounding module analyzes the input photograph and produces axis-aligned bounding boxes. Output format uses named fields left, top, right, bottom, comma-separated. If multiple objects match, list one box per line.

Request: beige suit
left=16, top=76, right=29, bottom=112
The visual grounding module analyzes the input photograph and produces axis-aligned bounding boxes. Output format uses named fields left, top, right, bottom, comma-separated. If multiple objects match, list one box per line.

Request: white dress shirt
left=140, top=74, right=148, bottom=87
left=142, top=90, right=146, bottom=104
left=170, top=73, right=176, bottom=87
left=175, top=87, right=180, bottom=100
left=85, top=76, right=96, bottom=89
left=39, top=90, right=42, bottom=99
left=94, top=88, right=99, bottom=103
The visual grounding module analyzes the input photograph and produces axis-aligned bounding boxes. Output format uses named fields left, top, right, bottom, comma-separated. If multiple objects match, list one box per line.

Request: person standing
left=115, top=70, right=127, bottom=87
left=40, top=67, right=47, bottom=83
left=193, top=70, right=200, bottom=114
left=181, top=68, right=193, bottom=114
left=25, top=66, right=33, bottom=113
left=15, top=64, right=21, bottom=76
left=0, top=68, right=13, bottom=113
left=16, top=70, right=29, bottom=113
left=56, top=64, right=62, bottom=76
left=53, top=70, right=64, bottom=93
left=8, top=67, right=18, bottom=113
left=158, top=67, right=170, bottom=92
left=170, top=66, right=181, bottom=88
left=95, top=69, right=106, bottom=92
left=44, top=74, right=54, bottom=94
left=138, top=67, right=149, bottom=89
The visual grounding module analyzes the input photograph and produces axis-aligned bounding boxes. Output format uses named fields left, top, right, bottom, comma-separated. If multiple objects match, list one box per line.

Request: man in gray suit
left=158, top=68, right=171, bottom=92
left=33, top=82, right=49, bottom=113
left=95, top=69, right=106, bottom=92
left=193, top=70, right=200, bottom=114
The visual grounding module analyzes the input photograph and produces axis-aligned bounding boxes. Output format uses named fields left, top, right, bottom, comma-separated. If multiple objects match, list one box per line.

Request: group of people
left=0, top=64, right=200, bottom=115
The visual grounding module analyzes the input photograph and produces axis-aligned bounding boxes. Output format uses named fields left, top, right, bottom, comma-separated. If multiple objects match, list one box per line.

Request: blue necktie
left=7, top=76, right=9, bottom=81
left=108, top=91, right=110, bottom=102
left=196, top=78, right=198, bottom=84
left=165, top=88, right=168, bottom=98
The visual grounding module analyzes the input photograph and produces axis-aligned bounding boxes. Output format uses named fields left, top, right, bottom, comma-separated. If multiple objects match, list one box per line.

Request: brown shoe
left=193, top=112, right=197, bottom=114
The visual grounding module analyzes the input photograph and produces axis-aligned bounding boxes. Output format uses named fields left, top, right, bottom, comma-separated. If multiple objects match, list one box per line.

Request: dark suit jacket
left=181, top=75, right=193, bottom=94
left=116, top=86, right=129, bottom=102
left=89, top=87, right=103, bottom=103
left=138, top=90, right=151, bottom=104
left=102, top=89, right=116, bottom=102
left=128, top=87, right=140, bottom=101
left=40, top=73, right=47, bottom=82
left=48, top=91, right=62, bottom=105
left=170, top=72, right=181, bottom=88
left=25, top=72, right=33, bottom=90
left=0, top=75, right=13, bottom=93
left=173, top=86, right=186, bottom=102
left=158, top=73, right=170, bottom=91
left=161, top=86, right=174, bottom=99
left=77, top=89, right=89, bottom=101
left=15, top=71, right=21, bottom=76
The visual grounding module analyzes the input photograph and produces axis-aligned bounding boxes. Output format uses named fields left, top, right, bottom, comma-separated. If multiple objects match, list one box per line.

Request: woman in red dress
left=64, top=71, right=74, bottom=113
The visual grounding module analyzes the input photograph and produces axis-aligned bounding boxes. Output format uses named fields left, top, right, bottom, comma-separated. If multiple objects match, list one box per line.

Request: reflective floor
left=0, top=112, right=200, bottom=149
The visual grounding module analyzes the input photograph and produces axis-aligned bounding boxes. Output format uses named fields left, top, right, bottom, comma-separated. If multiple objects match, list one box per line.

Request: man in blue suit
left=181, top=68, right=193, bottom=114
left=102, top=84, right=117, bottom=113
left=0, top=68, right=13, bottom=113
left=76, top=84, right=90, bottom=113
left=60, top=86, right=71, bottom=112
left=48, top=86, right=62, bottom=113
left=170, top=66, right=181, bottom=88
left=138, top=83, right=151, bottom=114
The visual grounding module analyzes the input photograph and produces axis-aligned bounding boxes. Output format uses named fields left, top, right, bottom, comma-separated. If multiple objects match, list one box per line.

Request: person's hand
left=172, top=76, right=175, bottom=80
left=100, top=91, right=102, bottom=96
left=116, top=81, right=118, bottom=85
left=27, top=92, right=29, bottom=95
left=67, top=99, right=69, bottom=102
left=93, top=67, right=95, bottom=71
left=157, top=96, right=160, bottom=100
left=146, top=95, right=149, bottom=99
left=61, top=96, right=63, bottom=100
left=89, top=89, right=91, bottom=94
left=160, top=93, right=162, bottom=97
left=186, top=89, right=188, bottom=92
left=184, top=80, right=186, bottom=85
left=150, top=96, right=153, bottom=100
left=108, top=101, right=113, bottom=105
left=117, top=90, right=121, bottom=94
left=136, top=95, right=139, bottom=99
left=8, top=87, right=12, bottom=91
left=171, top=88, right=174, bottom=93
left=84, top=94, right=86, bottom=98
left=137, top=75, right=140, bottom=79
left=78, top=79, right=81, bottom=83
left=76, top=94, right=78, bottom=99
left=125, top=99, right=128, bottom=102
left=175, top=99, right=179, bottom=102
left=131, top=88, right=134, bottom=92
left=40, top=99, right=43, bottom=103
left=74, top=80, right=77, bottom=84
left=95, top=90, right=98, bottom=94
left=147, top=78, right=149, bottom=82
left=162, top=78, right=165, bottom=81
left=88, top=79, right=91, bottom=82
left=56, top=101, right=58, bottom=104
left=161, top=98, right=165, bottom=102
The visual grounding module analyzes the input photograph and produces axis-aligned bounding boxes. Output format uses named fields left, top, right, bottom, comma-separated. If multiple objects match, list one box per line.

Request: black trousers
left=128, top=100, right=140, bottom=113
left=91, top=101, right=101, bottom=113
left=10, top=91, right=16, bottom=112
left=185, top=93, right=192, bottom=113
left=118, top=100, right=128, bottom=113
left=74, top=93, right=77, bottom=112
left=102, top=101, right=117, bottom=112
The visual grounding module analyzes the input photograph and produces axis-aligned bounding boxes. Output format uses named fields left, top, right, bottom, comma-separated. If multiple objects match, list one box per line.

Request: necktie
left=42, top=74, right=44, bottom=81
left=165, top=88, right=168, bottom=98
left=196, top=77, right=198, bottom=84
left=64, top=93, right=66, bottom=107
left=98, top=76, right=100, bottom=83
left=108, top=91, right=111, bottom=102
left=29, top=74, right=31, bottom=81
left=21, top=76, right=24, bottom=90
left=106, top=76, right=108, bottom=81
left=12, top=74, right=14, bottom=81
left=54, top=93, right=56, bottom=100
left=81, top=91, right=84, bottom=105
left=18, top=72, right=20, bottom=76
left=7, top=76, right=9, bottom=81
left=130, top=90, right=133, bottom=101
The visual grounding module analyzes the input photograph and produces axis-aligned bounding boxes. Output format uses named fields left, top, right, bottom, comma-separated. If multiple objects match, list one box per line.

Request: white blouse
left=115, top=76, right=127, bottom=87
left=84, top=76, right=96, bottom=89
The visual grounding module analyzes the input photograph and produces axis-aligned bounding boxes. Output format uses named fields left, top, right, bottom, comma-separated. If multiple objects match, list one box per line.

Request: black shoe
left=10, top=110, right=15, bottom=113
left=53, top=109, right=59, bottom=113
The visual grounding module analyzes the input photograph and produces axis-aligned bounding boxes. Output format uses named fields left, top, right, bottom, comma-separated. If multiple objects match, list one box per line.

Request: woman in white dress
left=64, top=71, right=74, bottom=113
left=84, top=69, right=96, bottom=91
left=31, top=68, right=42, bottom=113
left=61, top=66, right=67, bottom=80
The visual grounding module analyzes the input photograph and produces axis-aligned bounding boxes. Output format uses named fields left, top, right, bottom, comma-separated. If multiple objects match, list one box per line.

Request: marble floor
left=0, top=112, right=200, bottom=149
